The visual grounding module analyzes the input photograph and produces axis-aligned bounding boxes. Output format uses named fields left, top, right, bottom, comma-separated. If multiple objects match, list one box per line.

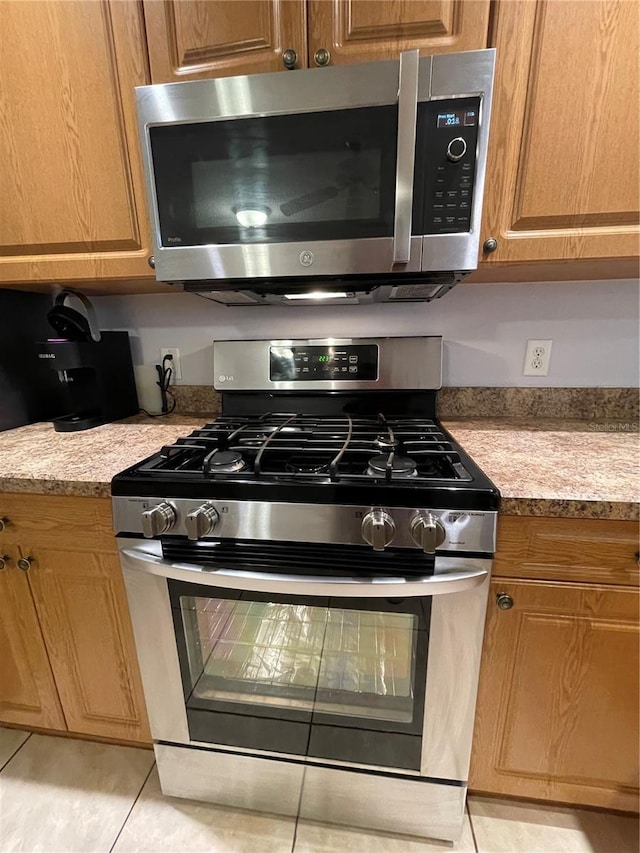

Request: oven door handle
left=120, top=545, right=489, bottom=598
left=393, top=49, right=420, bottom=264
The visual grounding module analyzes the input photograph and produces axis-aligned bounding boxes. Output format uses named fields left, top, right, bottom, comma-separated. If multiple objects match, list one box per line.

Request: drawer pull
left=17, top=556, right=34, bottom=572
left=496, top=592, right=514, bottom=610
left=0, top=555, right=10, bottom=570
left=0, top=517, right=9, bottom=531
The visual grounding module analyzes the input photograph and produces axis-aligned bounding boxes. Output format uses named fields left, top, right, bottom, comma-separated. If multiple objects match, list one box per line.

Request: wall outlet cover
left=160, top=347, right=182, bottom=381
left=523, top=339, right=552, bottom=376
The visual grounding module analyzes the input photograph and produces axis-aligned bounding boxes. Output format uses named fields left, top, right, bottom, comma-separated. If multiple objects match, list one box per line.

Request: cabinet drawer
left=0, top=494, right=114, bottom=550
left=495, top=516, right=639, bottom=586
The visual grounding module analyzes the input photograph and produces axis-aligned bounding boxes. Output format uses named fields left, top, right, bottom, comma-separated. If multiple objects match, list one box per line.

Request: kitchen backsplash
left=94, top=278, right=639, bottom=388
left=168, top=384, right=637, bottom=422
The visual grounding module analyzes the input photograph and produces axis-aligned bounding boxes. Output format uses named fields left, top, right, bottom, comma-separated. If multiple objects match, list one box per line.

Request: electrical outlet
left=160, top=348, right=182, bottom=381
left=523, top=339, right=552, bottom=376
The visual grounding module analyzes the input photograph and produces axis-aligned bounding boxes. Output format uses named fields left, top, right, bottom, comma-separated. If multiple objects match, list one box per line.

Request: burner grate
left=135, top=413, right=471, bottom=483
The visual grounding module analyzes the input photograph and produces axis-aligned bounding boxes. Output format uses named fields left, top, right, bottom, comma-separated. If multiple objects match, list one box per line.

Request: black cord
left=139, top=354, right=176, bottom=417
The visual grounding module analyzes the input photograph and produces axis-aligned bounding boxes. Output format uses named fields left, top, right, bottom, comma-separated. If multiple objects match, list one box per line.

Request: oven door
left=119, top=538, right=490, bottom=782
left=136, top=53, right=426, bottom=283
left=171, top=580, right=428, bottom=771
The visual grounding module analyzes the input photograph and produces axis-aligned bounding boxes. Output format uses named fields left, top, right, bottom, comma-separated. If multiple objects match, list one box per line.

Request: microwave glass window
left=149, top=106, right=398, bottom=246
left=191, top=149, right=383, bottom=229
left=181, top=596, right=418, bottom=724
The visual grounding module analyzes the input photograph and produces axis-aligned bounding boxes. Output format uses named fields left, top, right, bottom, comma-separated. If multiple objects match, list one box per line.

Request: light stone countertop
left=0, top=416, right=637, bottom=520
left=442, top=418, right=639, bottom=521
left=0, top=416, right=205, bottom=498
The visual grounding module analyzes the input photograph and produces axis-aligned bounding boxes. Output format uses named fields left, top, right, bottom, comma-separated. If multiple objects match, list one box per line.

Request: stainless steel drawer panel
left=298, top=764, right=466, bottom=841
left=155, top=743, right=303, bottom=817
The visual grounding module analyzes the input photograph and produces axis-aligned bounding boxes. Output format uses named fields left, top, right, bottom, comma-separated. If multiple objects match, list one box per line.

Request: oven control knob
left=410, top=513, right=446, bottom=554
left=362, top=509, right=395, bottom=551
left=446, top=137, right=467, bottom=162
left=141, top=502, right=176, bottom=538
left=185, top=503, right=219, bottom=540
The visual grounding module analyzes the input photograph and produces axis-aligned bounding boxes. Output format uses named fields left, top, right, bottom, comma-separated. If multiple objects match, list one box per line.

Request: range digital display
left=270, top=345, right=378, bottom=381
left=436, top=109, right=478, bottom=129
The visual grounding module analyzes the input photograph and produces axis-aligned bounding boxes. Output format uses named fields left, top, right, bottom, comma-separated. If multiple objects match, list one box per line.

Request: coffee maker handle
left=56, top=290, right=102, bottom=342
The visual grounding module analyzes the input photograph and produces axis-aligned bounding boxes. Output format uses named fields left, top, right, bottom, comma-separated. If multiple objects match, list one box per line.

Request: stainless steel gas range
left=112, top=336, right=499, bottom=842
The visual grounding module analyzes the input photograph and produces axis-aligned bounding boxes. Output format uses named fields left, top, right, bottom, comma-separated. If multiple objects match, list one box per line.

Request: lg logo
left=218, top=374, right=234, bottom=383
left=299, top=250, right=314, bottom=267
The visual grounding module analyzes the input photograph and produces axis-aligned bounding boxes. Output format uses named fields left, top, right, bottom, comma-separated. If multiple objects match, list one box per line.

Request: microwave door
left=137, top=56, right=426, bottom=283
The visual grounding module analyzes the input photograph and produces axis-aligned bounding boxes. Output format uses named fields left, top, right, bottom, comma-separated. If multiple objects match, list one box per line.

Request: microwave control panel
left=417, top=96, right=481, bottom=236
left=270, top=345, right=378, bottom=381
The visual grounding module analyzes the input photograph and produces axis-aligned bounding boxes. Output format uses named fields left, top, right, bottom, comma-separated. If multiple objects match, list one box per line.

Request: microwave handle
left=120, top=544, right=489, bottom=598
left=393, top=49, right=420, bottom=264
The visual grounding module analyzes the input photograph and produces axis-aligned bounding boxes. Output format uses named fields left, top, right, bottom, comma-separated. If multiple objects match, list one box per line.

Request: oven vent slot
left=162, top=538, right=435, bottom=577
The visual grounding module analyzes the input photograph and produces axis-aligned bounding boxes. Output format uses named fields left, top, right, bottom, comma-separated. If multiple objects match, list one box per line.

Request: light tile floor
left=0, top=728, right=637, bottom=853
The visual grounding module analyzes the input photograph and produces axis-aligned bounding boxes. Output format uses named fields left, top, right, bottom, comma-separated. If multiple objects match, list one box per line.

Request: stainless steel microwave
left=135, top=49, right=495, bottom=305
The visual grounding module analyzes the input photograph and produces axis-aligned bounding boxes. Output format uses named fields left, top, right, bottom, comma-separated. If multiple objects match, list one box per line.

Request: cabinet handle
left=314, top=47, right=330, bottom=67
left=496, top=592, right=514, bottom=610
left=282, top=48, right=297, bottom=69
left=483, top=238, right=498, bottom=254
left=148, top=255, right=155, bottom=269
left=0, top=516, right=9, bottom=531
left=17, top=556, right=34, bottom=572
left=0, top=555, right=10, bottom=570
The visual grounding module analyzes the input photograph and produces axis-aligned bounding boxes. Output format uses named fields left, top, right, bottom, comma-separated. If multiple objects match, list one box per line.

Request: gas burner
left=204, top=450, right=246, bottom=474
left=285, top=455, right=330, bottom=475
left=374, top=434, right=400, bottom=450
left=367, top=454, right=418, bottom=479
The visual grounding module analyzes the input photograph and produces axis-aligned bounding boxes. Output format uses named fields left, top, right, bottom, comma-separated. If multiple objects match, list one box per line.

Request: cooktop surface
left=112, top=413, right=500, bottom=511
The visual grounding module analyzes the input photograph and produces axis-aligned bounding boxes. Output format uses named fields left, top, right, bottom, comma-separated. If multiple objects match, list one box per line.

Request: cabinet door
left=307, top=0, right=490, bottom=66
left=24, top=545, right=151, bottom=744
left=0, top=547, right=66, bottom=731
left=471, top=579, right=640, bottom=811
left=480, top=0, right=639, bottom=268
left=144, top=0, right=308, bottom=83
left=0, top=1, right=156, bottom=286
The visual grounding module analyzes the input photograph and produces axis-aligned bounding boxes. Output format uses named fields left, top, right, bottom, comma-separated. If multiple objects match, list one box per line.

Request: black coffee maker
left=38, top=290, right=139, bottom=432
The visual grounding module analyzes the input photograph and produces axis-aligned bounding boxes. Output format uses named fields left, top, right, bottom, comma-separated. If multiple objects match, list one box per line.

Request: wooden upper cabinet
left=307, top=0, right=490, bottom=66
left=0, top=1, right=157, bottom=287
left=144, top=0, right=308, bottom=82
left=481, top=0, right=640, bottom=266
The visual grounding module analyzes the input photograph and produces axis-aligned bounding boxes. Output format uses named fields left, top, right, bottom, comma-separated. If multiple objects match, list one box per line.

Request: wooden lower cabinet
left=0, top=546, right=66, bottom=731
left=471, top=577, right=640, bottom=812
left=0, top=494, right=150, bottom=744
left=22, top=544, right=151, bottom=744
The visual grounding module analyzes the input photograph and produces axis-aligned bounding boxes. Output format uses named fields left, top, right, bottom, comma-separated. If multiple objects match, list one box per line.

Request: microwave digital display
left=436, top=109, right=477, bottom=129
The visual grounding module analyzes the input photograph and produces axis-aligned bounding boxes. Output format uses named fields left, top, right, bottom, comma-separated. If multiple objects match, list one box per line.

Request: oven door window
left=149, top=106, right=398, bottom=247
left=170, top=582, right=429, bottom=771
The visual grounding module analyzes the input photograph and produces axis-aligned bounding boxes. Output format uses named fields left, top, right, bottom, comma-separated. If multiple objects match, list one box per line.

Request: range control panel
left=270, top=344, right=378, bottom=381
left=419, top=96, right=481, bottom=235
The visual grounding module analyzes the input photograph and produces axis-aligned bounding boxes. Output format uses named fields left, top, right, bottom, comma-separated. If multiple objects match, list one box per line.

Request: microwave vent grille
left=197, top=291, right=263, bottom=305
left=390, top=283, right=446, bottom=300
